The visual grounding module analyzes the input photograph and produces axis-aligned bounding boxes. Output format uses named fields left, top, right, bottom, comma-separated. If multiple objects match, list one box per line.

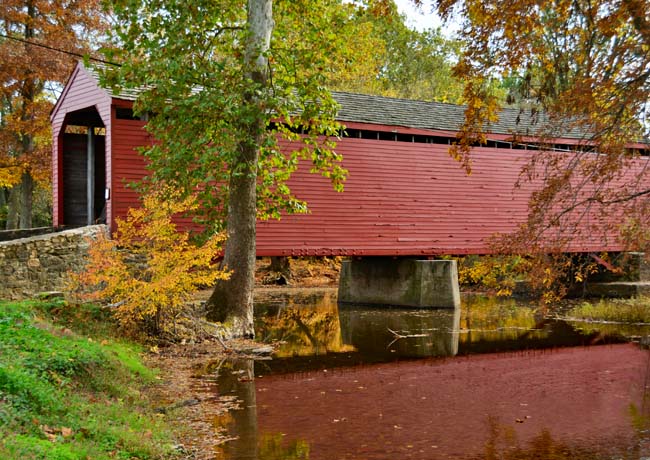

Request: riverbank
left=143, top=338, right=273, bottom=459
left=0, top=258, right=338, bottom=459
left=5, top=275, right=649, bottom=459
left=0, top=298, right=179, bottom=459
left=0, top=298, right=267, bottom=460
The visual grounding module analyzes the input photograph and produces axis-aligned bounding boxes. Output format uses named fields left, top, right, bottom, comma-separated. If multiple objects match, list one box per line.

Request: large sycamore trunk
left=206, top=0, right=273, bottom=338
left=206, top=145, right=259, bottom=337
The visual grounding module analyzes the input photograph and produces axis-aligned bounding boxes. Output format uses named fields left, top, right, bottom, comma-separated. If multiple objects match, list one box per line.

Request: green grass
left=567, top=296, right=650, bottom=323
left=0, top=298, right=178, bottom=460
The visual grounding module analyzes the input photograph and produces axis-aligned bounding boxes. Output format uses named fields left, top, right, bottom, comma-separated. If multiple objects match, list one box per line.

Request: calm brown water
left=208, top=289, right=650, bottom=460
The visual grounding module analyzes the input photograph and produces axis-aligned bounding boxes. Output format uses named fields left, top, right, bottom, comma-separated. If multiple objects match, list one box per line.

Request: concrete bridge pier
left=338, top=257, right=461, bottom=309
left=581, top=251, right=650, bottom=297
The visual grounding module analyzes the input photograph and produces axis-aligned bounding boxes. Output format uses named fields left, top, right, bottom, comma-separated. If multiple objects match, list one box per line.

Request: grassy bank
left=0, top=298, right=178, bottom=460
left=567, top=296, right=650, bottom=323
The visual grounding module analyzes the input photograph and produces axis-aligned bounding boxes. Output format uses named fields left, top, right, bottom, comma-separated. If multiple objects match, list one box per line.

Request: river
left=202, top=288, right=650, bottom=460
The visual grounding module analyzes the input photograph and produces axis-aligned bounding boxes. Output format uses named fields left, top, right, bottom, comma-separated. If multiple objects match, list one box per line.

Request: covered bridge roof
left=81, top=63, right=586, bottom=141
left=332, top=91, right=585, bottom=140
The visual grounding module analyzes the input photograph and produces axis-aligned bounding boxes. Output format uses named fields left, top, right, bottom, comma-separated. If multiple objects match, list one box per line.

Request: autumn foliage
left=1, top=0, right=107, bottom=228
left=457, top=255, right=528, bottom=297
left=435, top=0, right=650, bottom=256
left=70, top=190, right=228, bottom=337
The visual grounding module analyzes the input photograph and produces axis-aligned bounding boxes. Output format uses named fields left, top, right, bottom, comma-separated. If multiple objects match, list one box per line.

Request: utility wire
left=0, top=32, right=120, bottom=67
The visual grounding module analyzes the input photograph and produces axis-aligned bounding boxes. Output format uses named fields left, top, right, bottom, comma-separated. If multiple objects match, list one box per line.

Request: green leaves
left=103, top=0, right=349, bottom=232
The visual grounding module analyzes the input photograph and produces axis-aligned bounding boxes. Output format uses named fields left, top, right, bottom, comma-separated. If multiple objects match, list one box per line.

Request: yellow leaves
left=496, top=287, right=513, bottom=297
left=458, top=255, right=526, bottom=296
left=69, top=187, right=228, bottom=337
left=0, top=164, right=25, bottom=188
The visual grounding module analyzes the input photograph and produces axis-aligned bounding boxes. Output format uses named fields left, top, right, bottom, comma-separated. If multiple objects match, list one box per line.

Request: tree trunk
left=206, top=148, right=259, bottom=337
left=17, top=3, right=36, bottom=229
left=206, top=0, right=274, bottom=338
left=269, top=256, right=292, bottom=282
left=19, top=171, right=33, bottom=229
left=0, top=187, right=6, bottom=223
left=216, top=359, right=258, bottom=458
left=6, top=186, right=19, bottom=230
left=0, top=188, right=6, bottom=230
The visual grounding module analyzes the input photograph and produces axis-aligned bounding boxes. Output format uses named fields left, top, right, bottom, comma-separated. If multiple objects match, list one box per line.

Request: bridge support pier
left=338, top=258, right=460, bottom=308
left=581, top=252, right=650, bottom=297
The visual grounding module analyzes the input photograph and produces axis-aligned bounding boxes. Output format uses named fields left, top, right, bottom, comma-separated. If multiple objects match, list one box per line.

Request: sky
left=392, top=0, right=443, bottom=31
left=392, top=0, right=460, bottom=36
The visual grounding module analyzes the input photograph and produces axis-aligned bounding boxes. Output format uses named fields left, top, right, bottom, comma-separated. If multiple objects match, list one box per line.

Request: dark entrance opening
left=60, top=107, right=106, bottom=227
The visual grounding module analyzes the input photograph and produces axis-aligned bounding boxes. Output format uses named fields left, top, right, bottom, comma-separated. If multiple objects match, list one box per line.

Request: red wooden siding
left=256, top=139, right=618, bottom=256
left=52, top=64, right=650, bottom=256
left=110, top=114, right=149, bottom=231
left=50, top=65, right=112, bottom=227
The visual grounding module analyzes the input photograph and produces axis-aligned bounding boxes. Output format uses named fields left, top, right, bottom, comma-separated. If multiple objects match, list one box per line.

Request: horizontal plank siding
left=109, top=117, right=150, bottom=230
left=53, top=66, right=650, bottom=255
left=253, top=138, right=649, bottom=256
left=103, top=129, right=649, bottom=255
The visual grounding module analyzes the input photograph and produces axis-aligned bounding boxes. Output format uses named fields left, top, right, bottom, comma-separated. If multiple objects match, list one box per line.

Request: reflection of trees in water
left=257, top=434, right=310, bottom=460
left=566, top=319, right=650, bottom=340
left=475, top=416, right=632, bottom=460
left=256, top=291, right=354, bottom=357
left=213, top=358, right=312, bottom=460
left=257, top=291, right=635, bottom=361
left=460, top=295, right=643, bottom=351
left=257, top=291, right=543, bottom=355
left=213, top=359, right=258, bottom=459
left=460, top=295, right=543, bottom=344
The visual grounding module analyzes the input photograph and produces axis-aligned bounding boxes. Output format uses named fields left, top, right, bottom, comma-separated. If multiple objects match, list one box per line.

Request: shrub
left=458, top=255, right=529, bottom=296
left=69, top=189, right=228, bottom=338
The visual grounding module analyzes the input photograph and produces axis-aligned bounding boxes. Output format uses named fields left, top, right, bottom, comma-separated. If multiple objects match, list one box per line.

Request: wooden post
left=87, top=126, right=95, bottom=225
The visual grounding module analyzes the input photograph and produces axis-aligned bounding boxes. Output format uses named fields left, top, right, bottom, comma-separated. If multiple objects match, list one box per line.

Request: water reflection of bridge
left=338, top=306, right=460, bottom=359
left=212, top=290, right=650, bottom=460
left=252, top=291, right=628, bottom=376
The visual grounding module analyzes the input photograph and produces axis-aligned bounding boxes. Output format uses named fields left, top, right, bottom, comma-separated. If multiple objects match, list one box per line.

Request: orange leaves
left=437, top=0, right=650, bottom=260
left=1, top=0, right=108, bottom=224
left=440, top=0, right=650, bottom=145
left=0, top=94, right=53, bottom=187
left=70, top=188, right=229, bottom=337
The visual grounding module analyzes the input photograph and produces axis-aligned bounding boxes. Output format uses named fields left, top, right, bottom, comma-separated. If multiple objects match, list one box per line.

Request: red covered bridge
left=50, top=63, right=649, bottom=257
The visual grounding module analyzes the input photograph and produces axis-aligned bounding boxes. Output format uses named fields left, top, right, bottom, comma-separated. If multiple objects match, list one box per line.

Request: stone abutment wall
left=0, top=225, right=107, bottom=300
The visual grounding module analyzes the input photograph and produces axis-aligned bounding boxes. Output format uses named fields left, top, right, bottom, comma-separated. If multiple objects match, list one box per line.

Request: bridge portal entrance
left=58, top=107, right=106, bottom=227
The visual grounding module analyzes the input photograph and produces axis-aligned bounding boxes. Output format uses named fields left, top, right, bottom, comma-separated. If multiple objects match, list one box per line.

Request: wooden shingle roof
left=85, top=63, right=586, bottom=140
left=332, top=91, right=587, bottom=139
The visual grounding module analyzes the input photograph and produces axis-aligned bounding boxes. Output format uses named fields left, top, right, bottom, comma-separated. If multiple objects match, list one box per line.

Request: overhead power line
left=0, top=32, right=120, bottom=67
